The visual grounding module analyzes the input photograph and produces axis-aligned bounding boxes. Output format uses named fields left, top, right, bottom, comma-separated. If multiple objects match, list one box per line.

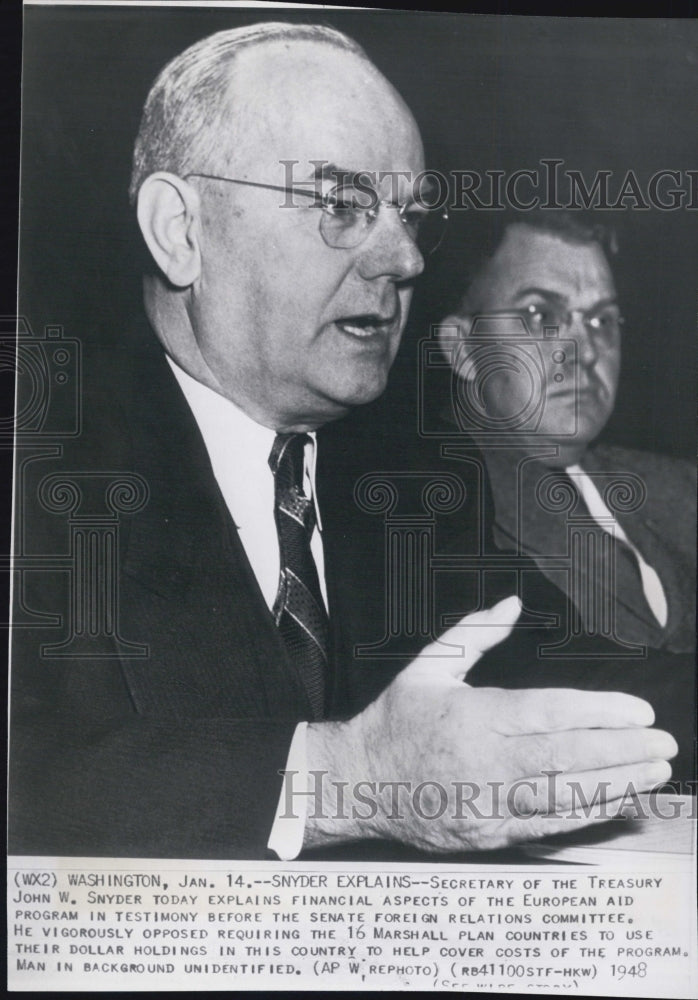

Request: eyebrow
left=301, top=162, right=359, bottom=185
left=303, top=163, right=430, bottom=205
left=513, top=287, right=619, bottom=310
left=314, top=162, right=343, bottom=179
left=512, top=288, right=568, bottom=304
left=291, top=163, right=372, bottom=198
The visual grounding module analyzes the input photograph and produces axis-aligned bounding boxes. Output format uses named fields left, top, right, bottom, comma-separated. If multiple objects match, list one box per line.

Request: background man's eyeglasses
left=185, top=173, right=449, bottom=255
left=480, top=303, right=625, bottom=339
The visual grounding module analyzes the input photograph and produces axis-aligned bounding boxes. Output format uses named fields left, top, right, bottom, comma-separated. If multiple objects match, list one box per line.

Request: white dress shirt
left=167, top=357, right=326, bottom=610
left=566, top=463, right=668, bottom=627
left=167, top=356, right=319, bottom=859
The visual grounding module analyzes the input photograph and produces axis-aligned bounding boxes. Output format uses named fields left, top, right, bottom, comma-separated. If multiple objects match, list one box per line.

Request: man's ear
left=136, top=172, right=202, bottom=288
left=436, top=313, right=475, bottom=375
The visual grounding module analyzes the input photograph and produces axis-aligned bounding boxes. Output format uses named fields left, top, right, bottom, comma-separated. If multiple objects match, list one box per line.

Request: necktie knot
left=269, top=433, right=309, bottom=485
left=269, top=433, right=315, bottom=535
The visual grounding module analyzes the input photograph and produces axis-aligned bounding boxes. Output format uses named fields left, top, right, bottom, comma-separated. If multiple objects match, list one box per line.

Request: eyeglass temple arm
left=184, top=173, right=321, bottom=201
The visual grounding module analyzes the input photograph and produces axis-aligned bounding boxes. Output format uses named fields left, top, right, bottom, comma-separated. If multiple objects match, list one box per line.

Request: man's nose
left=355, top=208, right=425, bottom=283
left=569, top=313, right=599, bottom=368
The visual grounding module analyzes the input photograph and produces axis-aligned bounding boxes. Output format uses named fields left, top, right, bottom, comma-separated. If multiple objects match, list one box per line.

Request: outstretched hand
left=305, top=596, right=676, bottom=852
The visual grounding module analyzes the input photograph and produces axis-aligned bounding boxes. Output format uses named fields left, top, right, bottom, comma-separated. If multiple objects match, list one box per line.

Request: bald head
left=222, top=38, right=420, bottom=182
left=129, top=22, right=417, bottom=203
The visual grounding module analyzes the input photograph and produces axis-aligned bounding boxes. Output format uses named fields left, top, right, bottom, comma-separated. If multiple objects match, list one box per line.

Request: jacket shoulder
left=591, top=443, right=695, bottom=489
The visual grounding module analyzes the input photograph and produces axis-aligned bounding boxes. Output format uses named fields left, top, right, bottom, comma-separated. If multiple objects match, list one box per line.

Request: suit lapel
left=585, top=444, right=695, bottom=650
left=102, top=329, right=312, bottom=718
left=487, top=450, right=667, bottom=645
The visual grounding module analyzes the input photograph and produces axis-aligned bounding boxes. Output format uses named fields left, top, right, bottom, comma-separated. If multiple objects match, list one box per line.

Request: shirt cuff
left=267, top=721, right=309, bottom=860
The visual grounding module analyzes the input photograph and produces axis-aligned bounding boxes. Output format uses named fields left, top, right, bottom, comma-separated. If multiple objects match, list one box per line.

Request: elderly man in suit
left=9, top=24, right=677, bottom=860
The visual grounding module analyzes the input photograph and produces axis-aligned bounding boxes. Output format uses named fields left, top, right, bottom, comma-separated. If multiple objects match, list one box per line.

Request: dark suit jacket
left=10, top=330, right=303, bottom=857
left=8, top=322, right=489, bottom=859
left=469, top=441, right=696, bottom=784
left=483, top=443, right=696, bottom=653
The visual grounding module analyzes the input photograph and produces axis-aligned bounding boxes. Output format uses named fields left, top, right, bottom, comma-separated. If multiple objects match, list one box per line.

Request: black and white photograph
left=7, top=2, right=698, bottom=993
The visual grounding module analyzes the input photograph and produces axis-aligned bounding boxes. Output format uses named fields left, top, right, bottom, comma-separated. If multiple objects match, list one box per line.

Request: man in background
left=437, top=209, right=695, bottom=778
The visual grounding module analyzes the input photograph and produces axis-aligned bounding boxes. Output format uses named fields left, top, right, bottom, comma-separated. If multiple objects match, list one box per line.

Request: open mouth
left=334, top=312, right=398, bottom=339
left=549, top=383, right=597, bottom=400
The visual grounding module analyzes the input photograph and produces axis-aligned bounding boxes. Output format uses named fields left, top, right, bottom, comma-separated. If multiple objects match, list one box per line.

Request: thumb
left=407, top=595, right=522, bottom=683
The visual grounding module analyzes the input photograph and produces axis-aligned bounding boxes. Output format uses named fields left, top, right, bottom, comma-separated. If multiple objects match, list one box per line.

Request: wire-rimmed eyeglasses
left=479, top=302, right=625, bottom=339
left=185, top=173, right=449, bottom=255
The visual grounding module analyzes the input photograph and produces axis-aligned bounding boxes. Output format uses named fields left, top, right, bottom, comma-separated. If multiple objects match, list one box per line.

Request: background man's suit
left=470, top=442, right=696, bottom=783
left=483, top=443, right=696, bottom=653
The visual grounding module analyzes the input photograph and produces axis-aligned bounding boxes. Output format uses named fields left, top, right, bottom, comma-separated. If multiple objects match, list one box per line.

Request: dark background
left=18, top=6, right=698, bottom=459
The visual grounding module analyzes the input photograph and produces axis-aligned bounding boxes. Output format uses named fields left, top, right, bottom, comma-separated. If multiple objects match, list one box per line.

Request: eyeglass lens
left=318, top=182, right=447, bottom=254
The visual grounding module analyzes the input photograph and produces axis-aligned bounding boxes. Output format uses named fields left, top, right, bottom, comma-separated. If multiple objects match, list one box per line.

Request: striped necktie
left=269, top=433, right=328, bottom=719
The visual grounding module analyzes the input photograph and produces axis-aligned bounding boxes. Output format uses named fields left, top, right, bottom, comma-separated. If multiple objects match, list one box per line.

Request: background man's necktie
left=269, top=433, right=328, bottom=719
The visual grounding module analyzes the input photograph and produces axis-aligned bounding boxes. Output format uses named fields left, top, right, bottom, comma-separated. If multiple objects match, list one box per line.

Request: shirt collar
left=165, top=355, right=322, bottom=531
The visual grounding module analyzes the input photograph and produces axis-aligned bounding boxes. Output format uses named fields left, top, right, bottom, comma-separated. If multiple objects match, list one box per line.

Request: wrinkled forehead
left=475, top=225, right=616, bottom=306
left=221, top=39, right=424, bottom=187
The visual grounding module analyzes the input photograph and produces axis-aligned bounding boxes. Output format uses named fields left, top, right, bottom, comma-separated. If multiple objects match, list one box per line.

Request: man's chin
left=285, top=379, right=389, bottom=432
left=332, top=371, right=391, bottom=410
left=541, top=436, right=596, bottom=468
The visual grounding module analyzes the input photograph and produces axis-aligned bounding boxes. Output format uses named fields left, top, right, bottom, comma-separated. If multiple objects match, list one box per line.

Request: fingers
left=490, top=687, right=655, bottom=735
left=418, top=761, right=673, bottom=852
left=504, top=759, right=673, bottom=820
left=507, top=727, right=678, bottom=777
left=501, top=799, right=637, bottom=847
left=410, top=595, right=522, bottom=681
